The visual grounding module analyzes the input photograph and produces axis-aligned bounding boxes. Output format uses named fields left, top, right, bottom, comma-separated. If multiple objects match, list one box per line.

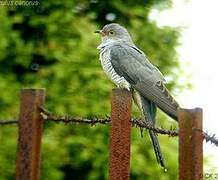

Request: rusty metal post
left=16, top=89, right=45, bottom=180
left=178, top=108, right=203, bottom=180
left=109, top=88, right=132, bottom=180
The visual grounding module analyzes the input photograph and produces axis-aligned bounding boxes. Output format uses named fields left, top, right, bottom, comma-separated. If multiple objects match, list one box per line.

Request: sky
left=150, top=0, right=218, bottom=171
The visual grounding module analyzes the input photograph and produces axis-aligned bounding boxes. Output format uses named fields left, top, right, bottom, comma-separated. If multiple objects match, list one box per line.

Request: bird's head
left=95, top=23, right=133, bottom=45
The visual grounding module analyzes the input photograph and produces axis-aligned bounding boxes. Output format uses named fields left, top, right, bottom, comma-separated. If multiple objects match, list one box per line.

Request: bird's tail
left=148, top=130, right=165, bottom=169
left=140, top=95, right=166, bottom=170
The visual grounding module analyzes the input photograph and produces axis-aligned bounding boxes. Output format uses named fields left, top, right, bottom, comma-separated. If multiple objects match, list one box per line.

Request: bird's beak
left=94, top=30, right=105, bottom=36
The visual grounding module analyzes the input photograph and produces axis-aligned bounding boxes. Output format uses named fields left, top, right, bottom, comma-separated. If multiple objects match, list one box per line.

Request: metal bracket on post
left=109, top=88, right=132, bottom=180
left=16, top=89, right=45, bottom=180
left=179, top=108, right=203, bottom=180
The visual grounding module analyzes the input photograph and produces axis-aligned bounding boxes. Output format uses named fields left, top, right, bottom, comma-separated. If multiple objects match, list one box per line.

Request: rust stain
left=109, top=88, right=132, bottom=180
left=16, top=89, right=45, bottom=180
left=178, top=108, right=203, bottom=180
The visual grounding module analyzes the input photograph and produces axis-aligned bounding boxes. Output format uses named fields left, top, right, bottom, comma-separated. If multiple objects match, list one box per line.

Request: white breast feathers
left=99, top=46, right=131, bottom=90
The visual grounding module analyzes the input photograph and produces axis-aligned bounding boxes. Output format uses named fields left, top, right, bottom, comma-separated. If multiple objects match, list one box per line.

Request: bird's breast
left=99, top=47, right=130, bottom=89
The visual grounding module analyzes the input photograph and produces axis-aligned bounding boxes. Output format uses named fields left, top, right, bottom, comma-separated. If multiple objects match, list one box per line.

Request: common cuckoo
left=95, top=23, right=179, bottom=169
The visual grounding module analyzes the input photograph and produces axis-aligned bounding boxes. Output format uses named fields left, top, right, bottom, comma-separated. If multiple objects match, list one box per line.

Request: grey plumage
left=139, top=93, right=165, bottom=168
left=110, top=44, right=179, bottom=120
left=96, top=23, right=180, bottom=169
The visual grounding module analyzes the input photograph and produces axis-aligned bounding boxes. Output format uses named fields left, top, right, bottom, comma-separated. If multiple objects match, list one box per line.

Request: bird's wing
left=110, top=43, right=179, bottom=120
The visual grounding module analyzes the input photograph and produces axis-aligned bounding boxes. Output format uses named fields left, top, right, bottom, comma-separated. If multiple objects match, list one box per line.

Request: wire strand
left=0, top=106, right=217, bottom=147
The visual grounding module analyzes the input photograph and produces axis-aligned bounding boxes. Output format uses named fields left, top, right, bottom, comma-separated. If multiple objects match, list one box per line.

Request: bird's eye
left=109, top=31, right=114, bottom=35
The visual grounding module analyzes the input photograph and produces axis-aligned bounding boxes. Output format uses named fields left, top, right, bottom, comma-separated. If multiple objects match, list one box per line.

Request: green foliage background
left=0, top=0, right=181, bottom=179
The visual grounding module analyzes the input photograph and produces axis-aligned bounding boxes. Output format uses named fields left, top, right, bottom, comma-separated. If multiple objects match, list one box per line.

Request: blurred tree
left=0, top=0, right=180, bottom=179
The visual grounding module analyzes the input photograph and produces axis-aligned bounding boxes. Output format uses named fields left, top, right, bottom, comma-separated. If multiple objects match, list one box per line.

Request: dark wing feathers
left=110, top=44, right=179, bottom=120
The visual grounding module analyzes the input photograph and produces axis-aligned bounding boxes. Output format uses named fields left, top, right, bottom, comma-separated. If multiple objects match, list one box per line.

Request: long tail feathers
left=139, top=94, right=167, bottom=170
left=148, top=130, right=166, bottom=170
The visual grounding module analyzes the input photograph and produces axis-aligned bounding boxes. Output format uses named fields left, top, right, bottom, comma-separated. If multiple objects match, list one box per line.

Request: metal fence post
left=178, top=108, right=203, bottom=180
left=16, top=89, right=45, bottom=180
left=109, top=88, right=132, bottom=180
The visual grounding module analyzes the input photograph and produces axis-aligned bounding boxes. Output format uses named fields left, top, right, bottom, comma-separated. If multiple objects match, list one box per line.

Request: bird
left=95, top=23, right=180, bottom=170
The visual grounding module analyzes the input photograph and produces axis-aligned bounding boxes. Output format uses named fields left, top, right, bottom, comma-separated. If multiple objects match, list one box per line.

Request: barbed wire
left=39, top=107, right=218, bottom=146
left=0, top=107, right=217, bottom=147
left=39, top=107, right=111, bottom=125
left=203, top=132, right=218, bottom=147
left=39, top=107, right=178, bottom=137
left=130, top=119, right=178, bottom=137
